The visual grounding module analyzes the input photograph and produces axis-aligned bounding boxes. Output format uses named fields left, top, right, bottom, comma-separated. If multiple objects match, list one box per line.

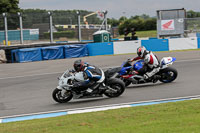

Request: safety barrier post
left=48, top=12, right=53, bottom=43
left=18, top=12, right=24, bottom=44
left=104, top=11, right=108, bottom=31
left=2, top=13, right=8, bottom=46
left=77, top=11, right=81, bottom=42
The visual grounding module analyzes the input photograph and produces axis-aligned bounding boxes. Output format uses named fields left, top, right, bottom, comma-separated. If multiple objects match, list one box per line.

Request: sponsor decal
left=161, top=20, right=175, bottom=30
left=30, top=29, right=39, bottom=35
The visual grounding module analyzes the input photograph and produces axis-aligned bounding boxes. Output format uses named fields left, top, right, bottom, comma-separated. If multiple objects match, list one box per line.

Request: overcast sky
left=19, top=0, right=200, bottom=18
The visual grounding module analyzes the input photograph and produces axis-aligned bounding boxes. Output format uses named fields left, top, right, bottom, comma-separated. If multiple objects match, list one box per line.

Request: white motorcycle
left=52, top=69, right=125, bottom=103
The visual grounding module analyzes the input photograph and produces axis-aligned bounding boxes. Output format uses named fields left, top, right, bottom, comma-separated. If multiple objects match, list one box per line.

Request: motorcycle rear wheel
left=159, top=67, right=178, bottom=83
left=104, top=78, right=125, bottom=98
left=52, top=88, right=73, bottom=103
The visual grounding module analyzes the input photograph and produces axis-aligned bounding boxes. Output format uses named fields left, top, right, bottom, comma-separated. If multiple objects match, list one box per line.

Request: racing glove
left=69, top=69, right=75, bottom=73
left=127, top=58, right=132, bottom=62
left=73, top=82, right=82, bottom=88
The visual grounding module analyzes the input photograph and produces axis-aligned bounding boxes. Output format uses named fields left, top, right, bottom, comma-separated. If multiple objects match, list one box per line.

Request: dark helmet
left=137, top=46, right=147, bottom=58
left=73, top=59, right=85, bottom=72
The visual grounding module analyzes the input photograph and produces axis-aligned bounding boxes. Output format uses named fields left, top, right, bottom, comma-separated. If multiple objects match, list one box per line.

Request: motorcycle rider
left=72, top=59, right=105, bottom=93
left=130, top=46, right=160, bottom=82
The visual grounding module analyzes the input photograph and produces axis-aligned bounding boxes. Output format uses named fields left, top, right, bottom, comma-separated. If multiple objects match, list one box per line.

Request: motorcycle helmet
left=137, top=46, right=147, bottom=58
left=73, top=59, right=85, bottom=72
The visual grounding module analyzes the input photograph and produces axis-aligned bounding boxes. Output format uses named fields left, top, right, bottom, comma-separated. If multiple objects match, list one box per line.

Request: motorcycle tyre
left=104, top=78, right=125, bottom=98
left=52, top=88, right=73, bottom=103
left=159, top=67, right=178, bottom=83
left=116, top=75, right=131, bottom=87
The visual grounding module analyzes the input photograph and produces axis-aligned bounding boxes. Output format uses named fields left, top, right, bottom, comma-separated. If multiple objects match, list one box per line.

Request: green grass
left=118, top=30, right=157, bottom=39
left=1, top=99, right=200, bottom=133
left=136, top=30, right=157, bottom=38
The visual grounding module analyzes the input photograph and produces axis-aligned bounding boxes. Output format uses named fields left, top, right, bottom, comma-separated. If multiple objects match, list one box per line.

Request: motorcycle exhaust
left=130, top=75, right=145, bottom=84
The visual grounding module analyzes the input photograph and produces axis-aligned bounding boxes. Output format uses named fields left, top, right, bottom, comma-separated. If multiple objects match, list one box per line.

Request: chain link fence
left=184, top=18, right=200, bottom=37
left=0, top=12, right=50, bottom=45
left=0, top=11, right=109, bottom=46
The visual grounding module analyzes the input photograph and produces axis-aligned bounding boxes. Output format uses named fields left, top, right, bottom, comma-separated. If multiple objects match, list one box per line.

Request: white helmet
left=137, top=46, right=147, bottom=58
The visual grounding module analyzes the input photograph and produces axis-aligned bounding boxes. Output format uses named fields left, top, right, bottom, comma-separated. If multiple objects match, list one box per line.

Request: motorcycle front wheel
left=52, top=88, right=73, bottom=103
left=117, top=76, right=131, bottom=87
left=104, top=78, right=125, bottom=98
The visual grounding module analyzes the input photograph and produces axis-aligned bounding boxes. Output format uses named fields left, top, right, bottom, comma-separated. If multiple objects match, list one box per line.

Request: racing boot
left=152, top=75, right=161, bottom=83
left=85, top=83, right=100, bottom=94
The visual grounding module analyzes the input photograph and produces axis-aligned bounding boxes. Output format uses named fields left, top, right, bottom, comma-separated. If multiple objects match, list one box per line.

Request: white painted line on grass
left=1, top=95, right=200, bottom=123
left=3, top=95, right=199, bottom=119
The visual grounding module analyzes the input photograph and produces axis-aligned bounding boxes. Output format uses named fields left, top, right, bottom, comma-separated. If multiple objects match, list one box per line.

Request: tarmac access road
left=0, top=50, right=200, bottom=117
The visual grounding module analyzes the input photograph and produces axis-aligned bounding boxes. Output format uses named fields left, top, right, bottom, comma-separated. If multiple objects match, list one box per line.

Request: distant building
left=157, top=8, right=186, bottom=38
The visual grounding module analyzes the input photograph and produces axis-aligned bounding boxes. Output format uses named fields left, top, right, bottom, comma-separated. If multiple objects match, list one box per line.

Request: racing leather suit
left=74, top=64, right=105, bottom=91
left=132, top=51, right=160, bottom=79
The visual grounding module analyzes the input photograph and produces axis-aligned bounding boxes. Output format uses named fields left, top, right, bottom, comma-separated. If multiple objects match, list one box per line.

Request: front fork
left=57, top=86, right=63, bottom=90
left=57, top=86, right=69, bottom=97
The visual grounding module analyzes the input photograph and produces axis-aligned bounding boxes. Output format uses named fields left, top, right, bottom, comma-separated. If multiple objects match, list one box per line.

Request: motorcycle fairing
left=160, top=57, right=176, bottom=69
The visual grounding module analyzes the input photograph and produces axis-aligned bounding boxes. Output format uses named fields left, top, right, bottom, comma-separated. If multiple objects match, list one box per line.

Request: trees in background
left=22, top=9, right=102, bottom=27
left=0, top=0, right=20, bottom=14
left=109, top=15, right=157, bottom=35
left=0, top=0, right=20, bottom=30
left=110, top=10, right=200, bottom=35
left=187, top=10, right=200, bottom=18
left=0, top=1, right=200, bottom=35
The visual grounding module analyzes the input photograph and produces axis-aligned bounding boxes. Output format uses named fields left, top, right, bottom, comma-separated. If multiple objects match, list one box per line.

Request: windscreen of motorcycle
left=133, top=60, right=144, bottom=71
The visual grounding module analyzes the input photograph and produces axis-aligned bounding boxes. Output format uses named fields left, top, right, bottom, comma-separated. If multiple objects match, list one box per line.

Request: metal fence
left=0, top=12, right=109, bottom=46
left=184, top=18, right=200, bottom=37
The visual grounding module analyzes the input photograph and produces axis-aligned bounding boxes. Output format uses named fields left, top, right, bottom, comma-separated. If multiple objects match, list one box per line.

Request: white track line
left=0, top=71, right=62, bottom=80
left=1, top=95, right=200, bottom=119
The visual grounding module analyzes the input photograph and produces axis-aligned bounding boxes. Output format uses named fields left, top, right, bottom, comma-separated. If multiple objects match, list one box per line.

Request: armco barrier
left=41, top=46, right=64, bottom=60
left=114, top=40, right=141, bottom=54
left=8, top=37, right=200, bottom=63
left=141, top=39, right=169, bottom=52
left=168, top=37, right=198, bottom=51
left=64, top=44, right=88, bottom=58
left=196, top=33, right=200, bottom=38
left=11, top=48, right=42, bottom=63
left=87, top=42, right=113, bottom=56
left=198, top=38, right=200, bottom=48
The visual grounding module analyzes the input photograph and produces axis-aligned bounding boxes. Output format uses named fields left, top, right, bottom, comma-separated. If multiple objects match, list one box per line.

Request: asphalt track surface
left=0, top=50, right=200, bottom=118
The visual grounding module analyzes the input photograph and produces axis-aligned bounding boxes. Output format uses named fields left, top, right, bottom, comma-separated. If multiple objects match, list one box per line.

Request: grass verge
left=1, top=99, right=200, bottom=133
left=136, top=30, right=157, bottom=38
left=118, top=30, right=157, bottom=39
